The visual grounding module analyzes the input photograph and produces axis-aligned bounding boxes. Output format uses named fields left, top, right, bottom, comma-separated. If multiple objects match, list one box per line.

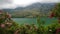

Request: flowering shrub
left=0, top=3, right=60, bottom=34
left=49, top=3, right=60, bottom=34
left=49, top=12, right=55, bottom=18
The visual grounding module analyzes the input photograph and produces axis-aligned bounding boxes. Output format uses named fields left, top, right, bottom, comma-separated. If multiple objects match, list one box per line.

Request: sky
left=0, top=0, right=60, bottom=9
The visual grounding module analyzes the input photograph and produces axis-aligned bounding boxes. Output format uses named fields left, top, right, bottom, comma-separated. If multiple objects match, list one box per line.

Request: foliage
left=0, top=3, right=60, bottom=34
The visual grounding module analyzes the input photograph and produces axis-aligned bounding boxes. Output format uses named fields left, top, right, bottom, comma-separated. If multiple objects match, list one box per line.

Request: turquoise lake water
left=12, top=17, right=58, bottom=26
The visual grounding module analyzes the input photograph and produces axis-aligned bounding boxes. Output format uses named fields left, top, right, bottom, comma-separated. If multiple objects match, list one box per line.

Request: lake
left=12, top=17, right=58, bottom=26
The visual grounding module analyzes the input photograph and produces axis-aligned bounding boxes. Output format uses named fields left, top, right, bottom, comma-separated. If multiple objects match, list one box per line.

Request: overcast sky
left=0, top=0, right=60, bottom=9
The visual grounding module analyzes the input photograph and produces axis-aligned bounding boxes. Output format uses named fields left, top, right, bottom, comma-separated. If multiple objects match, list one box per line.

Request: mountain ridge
left=3, top=3, right=56, bottom=18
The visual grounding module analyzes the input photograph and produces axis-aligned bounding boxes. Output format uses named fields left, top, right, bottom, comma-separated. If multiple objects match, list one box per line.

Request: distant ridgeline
left=2, top=3, right=56, bottom=18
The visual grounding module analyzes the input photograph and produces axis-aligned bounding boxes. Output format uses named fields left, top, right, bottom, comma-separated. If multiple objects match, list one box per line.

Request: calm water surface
left=12, top=17, right=58, bottom=26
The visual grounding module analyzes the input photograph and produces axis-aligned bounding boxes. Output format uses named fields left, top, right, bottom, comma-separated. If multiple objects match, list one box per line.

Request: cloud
left=0, top=0, right=60, bottom=9
left=12, top=0, right=40, bottom=6
left=0, top=0, right=15, bottom=9
left=13, top=0, right=60, bottom=7
left=39, top=0, right=60, bottom=3
left=0, top=0, right=12, bottom=4
left=0, top=4, right=16, bottom=9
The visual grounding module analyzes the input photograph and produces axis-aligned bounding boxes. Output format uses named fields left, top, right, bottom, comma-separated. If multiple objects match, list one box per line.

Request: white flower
left=6, top=22, right=12, bottom=25
left=49, top=29, right=52, bottom=32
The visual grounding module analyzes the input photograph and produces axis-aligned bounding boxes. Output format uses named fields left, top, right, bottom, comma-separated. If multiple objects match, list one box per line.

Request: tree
left=49, top=3, right=60, bottom=34
left=50, top=3, right=60, bottom=23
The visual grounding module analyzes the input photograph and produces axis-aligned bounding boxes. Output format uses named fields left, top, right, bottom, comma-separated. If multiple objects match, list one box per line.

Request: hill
left=3, top=2, right=56, bottom=18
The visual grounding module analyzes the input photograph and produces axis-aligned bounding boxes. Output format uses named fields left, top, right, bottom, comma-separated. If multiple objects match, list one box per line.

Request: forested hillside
left=3, top=3, right=56, bottom=18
